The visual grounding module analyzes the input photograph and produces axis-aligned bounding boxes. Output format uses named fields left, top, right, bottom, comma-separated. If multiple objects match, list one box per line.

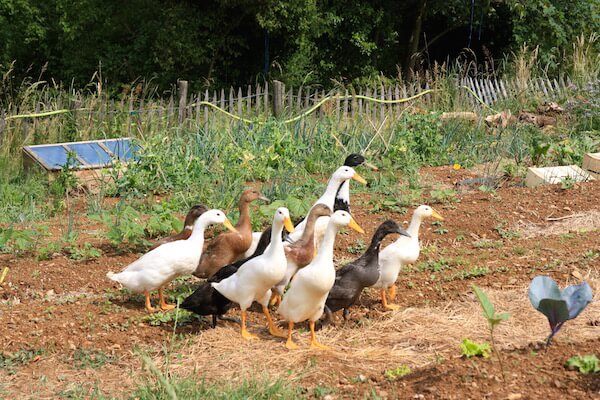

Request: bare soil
left=1, top=166, right=599, bottom=399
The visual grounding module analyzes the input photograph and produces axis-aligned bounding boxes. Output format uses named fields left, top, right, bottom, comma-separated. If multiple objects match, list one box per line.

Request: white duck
left=106, top=209, right=236, bottom=312
left=212, top=207, right=294, bottom=340
left=373, top=205, right=444, bottom=310
left=242, top=165, right=366, bottom=258
left=278, top=210, right=364, bottom=349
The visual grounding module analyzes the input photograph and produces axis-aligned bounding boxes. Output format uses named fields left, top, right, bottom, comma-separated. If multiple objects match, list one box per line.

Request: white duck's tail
left=106, top=271, right=119, bottom=281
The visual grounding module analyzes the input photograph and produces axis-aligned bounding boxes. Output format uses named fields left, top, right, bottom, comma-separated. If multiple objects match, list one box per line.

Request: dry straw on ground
left=518, top=210, right=600, bottom=238
left=160, top=273, right=599, bottom=384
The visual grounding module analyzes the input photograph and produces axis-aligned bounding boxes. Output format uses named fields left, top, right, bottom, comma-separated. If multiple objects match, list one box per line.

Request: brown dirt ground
left=1, top=166, right=599, bottom=399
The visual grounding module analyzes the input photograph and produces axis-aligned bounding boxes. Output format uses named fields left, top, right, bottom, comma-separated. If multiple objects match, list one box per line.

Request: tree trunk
left=404, top=0, right=427, bottom=78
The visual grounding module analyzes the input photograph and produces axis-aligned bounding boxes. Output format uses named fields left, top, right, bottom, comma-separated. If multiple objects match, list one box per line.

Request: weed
left=560, top=175, right=576, bottom=190
left=347, top=239, right=366, bottom=255
left=73, top=349, right=115, bottom=369
left=460, top=338, right=491, bottom=358
left=565, top=355, right=599, bottom=374
left=473, top=239, right=503, bottom=249
left=0, top=348, right=44, bottom=375
left=384, top=365, right=411, bottom=381
left=430, top=188, right=458, bottom=204
left=494, top=223, right=521, bottom=240
left=513, top=246, right=527, bottom=256
left=66, top=242, right=102, bottom=261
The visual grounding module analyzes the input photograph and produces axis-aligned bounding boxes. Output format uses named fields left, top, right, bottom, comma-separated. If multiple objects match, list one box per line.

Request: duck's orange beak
left=348, top=217, right=365, bottom=234
left=431, top=209, right=444, bottom=221
left=223, top=218, right=238, bottom=233
left=283, top=217, right=295, bottom=233
left=352, top=172, right=367, bottom=185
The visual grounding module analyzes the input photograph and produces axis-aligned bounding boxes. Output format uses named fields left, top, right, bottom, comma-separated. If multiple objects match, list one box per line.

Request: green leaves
left=460, top=338, right=491, bottom=358
left=472, top=284, right=511, bottom=328
left=565, top=355, right=600, bottom=374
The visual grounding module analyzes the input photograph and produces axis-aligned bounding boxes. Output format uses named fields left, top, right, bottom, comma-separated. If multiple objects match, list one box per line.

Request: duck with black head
left=333, top=153, right=378, bottom=213
left=324, top=220, right=409, bottom=322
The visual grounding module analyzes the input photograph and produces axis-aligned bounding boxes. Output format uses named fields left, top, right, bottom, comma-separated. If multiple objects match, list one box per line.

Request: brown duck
left=270, top=203, right=332, bottom=305
left=193, top=189, right=268, bottom=278
left=149, top=204, right=208, bottom=250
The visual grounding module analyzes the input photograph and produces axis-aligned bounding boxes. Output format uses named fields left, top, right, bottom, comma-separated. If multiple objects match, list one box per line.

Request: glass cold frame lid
left=68, top=142, right=112, bottom=166
left=24, top=138, right=137, bottom=171
left=29, top=146, right=80, bottom=170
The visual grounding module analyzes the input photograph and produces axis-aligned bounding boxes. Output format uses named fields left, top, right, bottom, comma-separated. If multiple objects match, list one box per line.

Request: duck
left=372, top=205, right=444, bottom=310
left=194, top=189, right=268, bottom=278
left=286, top=165, right=367, bottom=245
left=334, top=154, right=378, bottom=213
left=107, top=209, right=236, bottom=312
left=212, top=207, right=294, bottom=339
left=270, top=204, right=332, bottom=306
left=278, top=210, right=364, bottom=350
left=324, top=220, right=409, bottom=322
left=149, top=204, right=208, bottom=250
left=181, top=228, right=273, bottom=328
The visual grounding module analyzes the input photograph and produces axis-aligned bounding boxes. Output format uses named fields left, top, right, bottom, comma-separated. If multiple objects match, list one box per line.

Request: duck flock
left=107, top=155, right=443, bottom=349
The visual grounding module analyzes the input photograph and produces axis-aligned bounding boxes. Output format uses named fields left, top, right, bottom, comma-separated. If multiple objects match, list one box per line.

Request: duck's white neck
left=336, top=180, right=350, bottom=204
left=266, top=219, right=285, bottom=255
left=316, top=176, right=345, bottom=209
left=407, top=212, right=423, bottom=239
left=188, top=219, right=212, bottom=246
left=313, top=222, right=339, bottom=264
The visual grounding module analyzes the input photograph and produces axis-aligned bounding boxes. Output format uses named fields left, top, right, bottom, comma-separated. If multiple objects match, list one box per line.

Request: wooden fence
left=0, top=76, right=582, bottom=147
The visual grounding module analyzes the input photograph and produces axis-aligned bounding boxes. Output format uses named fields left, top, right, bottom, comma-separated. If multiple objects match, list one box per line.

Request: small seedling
left=384, top=365, right=411, bottom=381
left=565, top=355, right=599, bottom=374
left=346, top=239, right=366, bottom=255
left=472, top=284, right=510, bottom=382
left=460, top=338, right=491, bottom=358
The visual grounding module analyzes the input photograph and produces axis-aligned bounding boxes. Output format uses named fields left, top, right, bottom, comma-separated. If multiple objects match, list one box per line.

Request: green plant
left=66, top=242, right=102, bottom=261
left=0, top=348, right=44, bottom=375
left=565, top=354, right=599, bottom=374
left=560, top=175, right=575, bottom=190
left=0, top=225, right=48, bottom=254
left=73, top=349, right=115, bottom=369
left=460, top=338, right=491, bottom=358
left=90, top=203, right=149, bottom=249
left=384, top=365, right=411, bottom=381
left=347, top=239, right=366, bottom=255
left=430, top=188, right=457, bottom=204
left=472, top=284, right=510, bottom=382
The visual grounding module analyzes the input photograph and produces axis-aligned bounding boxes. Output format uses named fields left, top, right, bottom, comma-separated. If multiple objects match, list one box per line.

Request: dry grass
left=518, top=210, right=600, bottom=238
left=159, top=273, right=600, bottom=385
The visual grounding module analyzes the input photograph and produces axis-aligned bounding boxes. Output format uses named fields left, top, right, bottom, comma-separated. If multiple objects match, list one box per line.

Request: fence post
left=178, top=80, right=188, bottom=124
left=273, top=80, right=285, bottom=118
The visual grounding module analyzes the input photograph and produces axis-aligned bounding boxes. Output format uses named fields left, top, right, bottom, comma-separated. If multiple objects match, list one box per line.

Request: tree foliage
left=0, top=0, right=598, bottom=91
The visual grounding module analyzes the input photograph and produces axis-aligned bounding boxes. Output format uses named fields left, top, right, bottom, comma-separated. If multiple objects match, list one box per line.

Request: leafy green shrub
left=460, top=338, right=491, bottom=358
left=0, top=225, right=48, bottom=254
left=90, top=204, right=149, bottom=249
left=565, top=355, right=599, bottom=374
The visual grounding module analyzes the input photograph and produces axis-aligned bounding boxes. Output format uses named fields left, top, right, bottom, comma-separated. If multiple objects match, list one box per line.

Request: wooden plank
left=335, top=90, right=341, bottom=120
left=343, top=89, right=349, bottom=119
left=365, top=87, right=370, bottom=118
left=264, top=81, right=269, bottom=117
left=220, top=88, right=225, bottom=115
left=287, top=88, right=293, bottom=115
left=203, top=90, right=209, bottom=126
left=237, top=87, right=243, bottom=118
left=297, top=87, right=302, bottom=115
left=256, top=84, right=261, bottom=116
left=245, top=85, right=251, bottom=117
